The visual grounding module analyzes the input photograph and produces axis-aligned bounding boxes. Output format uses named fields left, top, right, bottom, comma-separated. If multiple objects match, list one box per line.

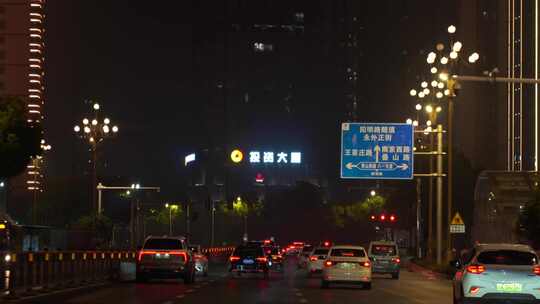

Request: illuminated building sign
left=184, top=153, right=196, bottom=166
left=245, top=151, right=302, bottom=164
left=231, top=149, right=244, bottom=163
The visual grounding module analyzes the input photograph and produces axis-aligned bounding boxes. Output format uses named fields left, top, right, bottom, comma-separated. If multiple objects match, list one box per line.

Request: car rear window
left=313, top=249, right=329, bottom=255
left=331, top=248, right=366, bottom=257
left=144, top=238, right=184, bottom=250
left=371, top=245, right=397, bottom=255
left=234, top=248, right=263, bottom=257
left=302, top=246, right=313, bottom=252
left=477, top=250, right=538, bottom=265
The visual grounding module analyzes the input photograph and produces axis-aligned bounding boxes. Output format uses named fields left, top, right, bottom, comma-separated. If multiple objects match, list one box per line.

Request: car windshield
left=477, top=250, right=538, bottom=265
left=331, top=248, right=365, bottom=257
left=143, top=239, right=184, bottom=250
left=313, top=249, right=329, bottom=255
left=371, top=245, right=397, bottom=256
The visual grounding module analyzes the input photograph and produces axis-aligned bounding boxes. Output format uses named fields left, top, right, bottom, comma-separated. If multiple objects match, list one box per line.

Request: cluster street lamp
left=74, top=102, right=119, bottom=217
left=428, top=26, right=479, bottom=262
left=409, top=25, right=480, bottom=264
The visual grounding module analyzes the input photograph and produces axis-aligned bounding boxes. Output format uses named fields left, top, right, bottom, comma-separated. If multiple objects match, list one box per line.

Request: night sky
left=43, top=1, right=457, bottom=200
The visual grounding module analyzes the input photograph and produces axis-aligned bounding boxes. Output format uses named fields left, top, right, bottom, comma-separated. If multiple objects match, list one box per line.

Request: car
left=307, top=247, right=330, bottom=276
left=286, top=242, right=305, bottom=255
left=298, top=244, right=314, bottom=268
left=368, top=241, right=400, bottom=279
left=452, top=243, right=540, bottom=304
left=136, top=236, right=195, bottom=284
left=267, top=246, right=284, bottom=272
left=188, top=244, right=208, bottom=277
left=229, top=245, right=270, bottom=279
left=321, top=245, right=372, bottom=289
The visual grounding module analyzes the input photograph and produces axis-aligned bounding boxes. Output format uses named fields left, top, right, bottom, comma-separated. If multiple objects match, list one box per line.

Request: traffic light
left=369, top=214, right=398, bottom=223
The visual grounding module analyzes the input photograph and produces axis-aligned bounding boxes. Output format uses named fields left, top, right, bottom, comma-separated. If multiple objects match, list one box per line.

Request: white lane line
left=185, top=289, right=195, bottom=293
left=176, top=294, right=185, bottom=299
left=299, top=299, right=308, bottom=303
left=296, top=292, right=303, bottom=297
left=162, top=301, right=174, bottom=304
left=194, top=285, right=201, bottom=289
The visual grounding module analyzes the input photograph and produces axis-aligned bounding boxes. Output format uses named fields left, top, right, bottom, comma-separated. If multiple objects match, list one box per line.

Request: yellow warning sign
left=451, top=212, right=465, bottom=225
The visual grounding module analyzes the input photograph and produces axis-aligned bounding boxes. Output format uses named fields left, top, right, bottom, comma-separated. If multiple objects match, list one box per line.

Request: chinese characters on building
left=248, top=151, right=302, bottom=164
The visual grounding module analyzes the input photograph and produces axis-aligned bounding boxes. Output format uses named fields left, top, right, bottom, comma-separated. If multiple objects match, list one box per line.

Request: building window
left=253, top=42, right=274, bottom=52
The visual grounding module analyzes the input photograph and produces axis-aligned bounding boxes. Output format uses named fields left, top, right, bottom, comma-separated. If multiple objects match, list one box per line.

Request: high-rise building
left=0, top=0, right=46, bottom=218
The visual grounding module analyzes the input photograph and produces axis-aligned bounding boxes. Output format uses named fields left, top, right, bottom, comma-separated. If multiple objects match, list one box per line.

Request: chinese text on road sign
left=341, top=123, right=414, bottom=179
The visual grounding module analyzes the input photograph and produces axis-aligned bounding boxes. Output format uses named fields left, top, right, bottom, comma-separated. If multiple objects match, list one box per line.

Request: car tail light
left=324, top=260, right=333, bottom=267
left=229, top=256, right=240, bottom=262
left=469, top=286, right=480, bottom=294
left=309, top=256, right=317, bottom=262
left=392, top=258, right=401, bottom=264
left=362, top=261, right=371, bottom=267
left=169, top=251, right=188, bottom=264
left=137, top=250, right=156, bottom=262
left=533, top=265, right=540, bottom=275
left=466, top=264, right=486, bottom=274
left=256, top=257, right=268, bottom=263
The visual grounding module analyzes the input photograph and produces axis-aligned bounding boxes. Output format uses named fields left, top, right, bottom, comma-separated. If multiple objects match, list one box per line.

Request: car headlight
left=4, top=254, right=11, bottom=263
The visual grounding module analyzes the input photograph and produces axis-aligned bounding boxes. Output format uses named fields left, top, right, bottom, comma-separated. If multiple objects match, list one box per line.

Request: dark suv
left=136, top=236, right=195, bottom=283
left=229, top=245, right=270, bottom=279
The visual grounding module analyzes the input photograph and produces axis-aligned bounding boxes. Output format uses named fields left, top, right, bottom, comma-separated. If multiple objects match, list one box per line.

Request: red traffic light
left=370, top=215, right=376, bottom=221
left=380, top=214, right=386, bottom=221
left=323, top=241, right=331, bottom=247
left=390, top=215, right=396, bottom=222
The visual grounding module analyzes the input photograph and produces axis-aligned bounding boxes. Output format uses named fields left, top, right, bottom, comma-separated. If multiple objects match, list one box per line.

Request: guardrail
left=0, top=246, right=235, bottom=299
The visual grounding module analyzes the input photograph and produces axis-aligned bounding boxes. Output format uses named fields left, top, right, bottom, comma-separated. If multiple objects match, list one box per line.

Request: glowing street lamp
left=73, top=101, right=119, bottom=216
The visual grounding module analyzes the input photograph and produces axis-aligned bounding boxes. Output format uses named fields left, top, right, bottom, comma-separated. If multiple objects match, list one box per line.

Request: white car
left=298, top=245, right=314, bottom=268
left=452, top=243, right=540, bottom=303
left=307, top=247, right=330, bottom=275
left=321, top=245, right=372, bottom=289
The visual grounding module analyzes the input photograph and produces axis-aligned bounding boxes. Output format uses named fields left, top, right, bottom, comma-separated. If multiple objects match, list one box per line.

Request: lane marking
left=176, top=294, right=185, bottom=299
left=162, top=301, right=173, bottom=304
left=194, top=285, right=201, bottom=289
left=299, top=299, right=308, bottom=303
left=185, top=289, right=195, bottom=293
left=296, top=292, right=303, bottom=297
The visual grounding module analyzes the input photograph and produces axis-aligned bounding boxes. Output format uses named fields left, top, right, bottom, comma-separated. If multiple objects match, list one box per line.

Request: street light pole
left=436, top=124, right=444, bottom=265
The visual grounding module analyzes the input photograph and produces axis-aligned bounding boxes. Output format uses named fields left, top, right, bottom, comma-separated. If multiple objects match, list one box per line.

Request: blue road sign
left=341, top=123, right=414, bottom=180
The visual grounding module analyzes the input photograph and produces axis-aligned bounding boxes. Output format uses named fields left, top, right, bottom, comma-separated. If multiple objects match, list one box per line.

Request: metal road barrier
left=0, top=247, right=235, bottom=299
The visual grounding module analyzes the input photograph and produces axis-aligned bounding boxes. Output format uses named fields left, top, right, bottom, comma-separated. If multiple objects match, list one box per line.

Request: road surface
left=15, top=257, right=452, bottom=304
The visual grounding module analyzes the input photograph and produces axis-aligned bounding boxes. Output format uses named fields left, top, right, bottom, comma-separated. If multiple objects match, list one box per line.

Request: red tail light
left=169, top=251, right=188, bottom=264
left=256, top=257, right=268, bottom=263
left=229, top=256, right=240, bottom=262
left=362, top=261, right=371, bottom=267
left=466, top=264, right=486, bottom=274
left=137, top=250, right=156, bottom=262
left=309, top=256, right=317, bottom=261
left=266, top=250, right=271, bottom=254
left=533, top=265, right=540, bottom=275
left=469, top=286, right=480, bottom=294
left=324, top=260, right=333, bottom=267
left=392, top=258, right=401, bottom=264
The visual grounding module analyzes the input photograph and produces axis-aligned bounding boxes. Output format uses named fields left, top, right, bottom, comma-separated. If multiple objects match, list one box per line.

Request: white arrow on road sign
left=374, top=145, right=381, bottom=163
left=345, top=162, right=408, bottom=171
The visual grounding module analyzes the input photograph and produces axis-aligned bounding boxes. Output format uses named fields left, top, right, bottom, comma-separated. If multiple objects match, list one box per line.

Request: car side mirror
left=450, top=260, right=461, bottom=269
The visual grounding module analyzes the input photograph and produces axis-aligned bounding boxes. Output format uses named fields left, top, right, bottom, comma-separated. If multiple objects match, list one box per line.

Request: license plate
left=378, top=260, right=389, bottom=264
left=155, top=254, right=169, bottom=259
left=243, top=259, right=254, bottom=264
left=338, top=263, right=355, bottom=269
left=237, top=265, right=244, bottom=271
left=496, top=283, right=522, bottom=292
